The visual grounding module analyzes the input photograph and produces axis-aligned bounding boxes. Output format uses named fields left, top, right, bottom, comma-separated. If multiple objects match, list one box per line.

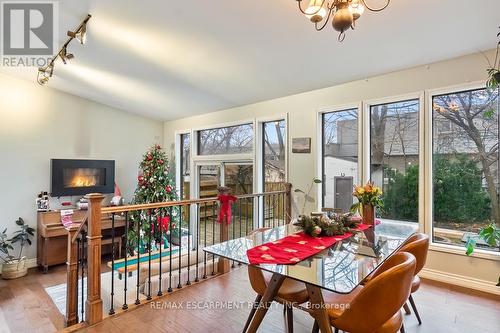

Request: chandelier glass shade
left=297, top=0, right=390, bottom=41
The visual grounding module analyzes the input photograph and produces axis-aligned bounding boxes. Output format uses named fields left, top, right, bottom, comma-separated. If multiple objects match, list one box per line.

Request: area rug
left=45, top=271, right=147, bottom=317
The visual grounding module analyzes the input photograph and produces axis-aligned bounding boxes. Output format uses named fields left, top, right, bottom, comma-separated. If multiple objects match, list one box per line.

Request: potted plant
left=465, top=222, right=500, bottom=286
left=350, top=181, right=384, bottom=226
left=0, top=218, right=35, bottom=279
left=485, top=27, right=500, bottom=89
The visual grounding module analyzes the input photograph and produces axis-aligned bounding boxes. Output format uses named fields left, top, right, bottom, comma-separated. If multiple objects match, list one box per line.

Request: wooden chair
left=243, top=228, right=309, bottom=333
left=312, top=252, right=416, bottom=333
left=397, top=233, right=429, bottom=325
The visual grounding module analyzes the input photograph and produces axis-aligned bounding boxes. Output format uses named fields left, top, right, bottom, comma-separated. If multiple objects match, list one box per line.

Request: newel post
left=285, top=183, right=292, bottom=223
left=85, top=193, right=104, bottom=325
left=65, top=225, right=79, bottom=326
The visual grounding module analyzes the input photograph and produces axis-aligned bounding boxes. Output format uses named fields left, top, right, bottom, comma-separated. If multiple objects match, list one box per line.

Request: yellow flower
left=356, top=187, right=365, bottom=195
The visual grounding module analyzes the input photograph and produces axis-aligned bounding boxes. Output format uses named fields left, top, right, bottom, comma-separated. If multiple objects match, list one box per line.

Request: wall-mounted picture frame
left=292, top=137, right=311, bottom=153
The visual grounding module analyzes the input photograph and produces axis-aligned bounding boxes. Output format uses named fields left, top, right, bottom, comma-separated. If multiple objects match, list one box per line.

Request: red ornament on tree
left=166, top=185, right=172, bottom=193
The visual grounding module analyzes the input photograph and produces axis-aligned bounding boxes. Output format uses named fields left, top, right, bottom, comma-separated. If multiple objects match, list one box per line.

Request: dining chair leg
left=284, top=305, right=294, bottom=333
left=246, top=273, right=286, bottom=333
left=242, top=294, right=262, bottom=333
left=408, top=294, right=422, bottom=325
left=403, top=303, right=411, bottom=315
left=306, top=284, right=333, bottom=333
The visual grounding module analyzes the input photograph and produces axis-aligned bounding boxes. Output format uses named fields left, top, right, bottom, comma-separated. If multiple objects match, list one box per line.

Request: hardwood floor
left=0, top=265, right=498, bottom=333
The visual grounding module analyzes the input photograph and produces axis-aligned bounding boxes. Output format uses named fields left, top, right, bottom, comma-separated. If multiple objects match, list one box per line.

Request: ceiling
left=2, top=0, right=499, bottom=120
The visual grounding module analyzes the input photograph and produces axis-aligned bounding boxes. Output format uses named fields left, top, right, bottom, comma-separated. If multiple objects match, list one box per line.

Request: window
left=370, top=99, right=420, bottom=223
left=432, top=87, right=499, bottom=252
left=180, top=133, right=190, bottom=199
left=263, top=120, right=286, bottom=192
left=197, top=123, right=253, bottom=155
left=322, top=109, right=358, bottom=212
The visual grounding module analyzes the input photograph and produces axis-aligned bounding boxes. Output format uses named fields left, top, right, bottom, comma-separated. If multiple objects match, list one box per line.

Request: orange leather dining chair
left=243, top=228, right=309, bottom=333
left=312, top=252, right=416, bottom=333
left=397, top=233, right=429, bottom=325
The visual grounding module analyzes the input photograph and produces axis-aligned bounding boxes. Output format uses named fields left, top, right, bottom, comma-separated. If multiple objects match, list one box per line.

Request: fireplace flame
left=70, top=175, right=98, bottom=187
left=61, top=166, right=105, bottom=190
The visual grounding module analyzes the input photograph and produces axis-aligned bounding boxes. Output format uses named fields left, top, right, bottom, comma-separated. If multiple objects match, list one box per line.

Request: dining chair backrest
left=333, top=252, right=416, bottom=332
left=398, top=233, right=429, bottom=275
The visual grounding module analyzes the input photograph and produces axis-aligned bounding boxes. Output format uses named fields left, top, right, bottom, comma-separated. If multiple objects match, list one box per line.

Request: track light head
left=37, top=64, right=54, bottom=86
left=67, top=21, right=87, bottom=44
left=59, top=47, right=74, bottom=64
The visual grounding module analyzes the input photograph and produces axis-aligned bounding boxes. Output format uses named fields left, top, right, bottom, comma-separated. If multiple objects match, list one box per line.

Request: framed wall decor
left=292, top=137, right=311, bottom=153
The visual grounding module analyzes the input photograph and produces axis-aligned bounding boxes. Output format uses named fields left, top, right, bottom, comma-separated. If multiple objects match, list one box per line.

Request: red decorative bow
left=217, top=194, right=237, bottom=225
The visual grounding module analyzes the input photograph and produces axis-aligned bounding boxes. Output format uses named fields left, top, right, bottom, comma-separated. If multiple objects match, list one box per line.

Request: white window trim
left=174, top=129, right=191, bottom=200
left=426, top=80, right=499, bottom=259
left=256, top=114, right=289, bottom=229
left=255, top=113, right=289, bottom=193
left=364, top=92, right=425, bottom=233
left=316, top=102, right=363, bottom=211
left=192, top=118, right=256, bottom=162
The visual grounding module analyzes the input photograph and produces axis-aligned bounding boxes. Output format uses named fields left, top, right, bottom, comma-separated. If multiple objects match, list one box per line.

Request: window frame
left=426, top=81, right=500, bottom=260
left=364, top=93, right=425, bottom=230
left=317, top=102, right=363, bottom=211
left=175, top=129, right=192, bottom=200
left=256, top=113, right=289, bottom=194
left=193, top=120, right=255, bottom=160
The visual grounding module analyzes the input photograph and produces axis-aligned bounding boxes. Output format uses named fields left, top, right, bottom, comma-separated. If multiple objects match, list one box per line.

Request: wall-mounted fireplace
left=51, top=159, right=115, bottom=196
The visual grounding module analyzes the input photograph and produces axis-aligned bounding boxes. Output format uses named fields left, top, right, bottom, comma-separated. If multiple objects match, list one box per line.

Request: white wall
left=164, top=51, right=500, bottom=289
left=0, top=72, right=163, bottom=260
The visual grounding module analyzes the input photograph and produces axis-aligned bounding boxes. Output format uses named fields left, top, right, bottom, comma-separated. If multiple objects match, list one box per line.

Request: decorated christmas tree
left=128, top=144, right=179, bottom=254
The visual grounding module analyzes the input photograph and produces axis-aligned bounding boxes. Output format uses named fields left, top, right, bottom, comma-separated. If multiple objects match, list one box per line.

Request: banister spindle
left=109, top=213, right=116, bottom=315
left=65, top=224, right=80, bottom=326
left=122, top=212, right=129, bottom=310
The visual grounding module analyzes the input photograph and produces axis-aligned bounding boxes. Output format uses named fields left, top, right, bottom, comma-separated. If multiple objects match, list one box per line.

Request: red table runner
left=247, top=224, right=372, bottom=265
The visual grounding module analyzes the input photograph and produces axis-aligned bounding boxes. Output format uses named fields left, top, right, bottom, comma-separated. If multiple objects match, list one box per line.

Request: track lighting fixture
left=36, top=14, right=91, bottom=86
left=59, top=47, right=74, bottom=64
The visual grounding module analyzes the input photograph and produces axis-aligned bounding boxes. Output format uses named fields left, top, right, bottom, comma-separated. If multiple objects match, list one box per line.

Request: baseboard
left=420, top=268, right=499, bottom=295
left=0, top=258, right=38, bottom=274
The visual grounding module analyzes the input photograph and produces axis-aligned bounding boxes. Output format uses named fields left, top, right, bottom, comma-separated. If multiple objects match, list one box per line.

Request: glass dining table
left=203, top=220, right=419, bottom=333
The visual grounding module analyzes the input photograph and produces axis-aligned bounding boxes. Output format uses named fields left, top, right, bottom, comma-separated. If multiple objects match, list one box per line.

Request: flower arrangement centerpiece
left=350, top=181, right=384, bottom=226
left=294, top=212, right=354, bottom=237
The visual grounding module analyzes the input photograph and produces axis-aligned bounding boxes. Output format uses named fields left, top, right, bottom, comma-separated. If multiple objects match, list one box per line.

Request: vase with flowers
left=350, top=181, right=384, bottom=226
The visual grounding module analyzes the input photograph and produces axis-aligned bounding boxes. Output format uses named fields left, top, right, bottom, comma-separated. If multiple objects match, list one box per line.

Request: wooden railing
left=65, top=183, right=292, bottom=327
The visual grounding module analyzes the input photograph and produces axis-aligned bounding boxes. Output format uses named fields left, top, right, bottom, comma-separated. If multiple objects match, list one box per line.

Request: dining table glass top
left=203, top=220, right=419, bottom=294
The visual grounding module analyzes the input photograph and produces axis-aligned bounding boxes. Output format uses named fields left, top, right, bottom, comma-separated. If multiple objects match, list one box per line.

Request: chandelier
left=296, top=0, right=390, bottom=41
